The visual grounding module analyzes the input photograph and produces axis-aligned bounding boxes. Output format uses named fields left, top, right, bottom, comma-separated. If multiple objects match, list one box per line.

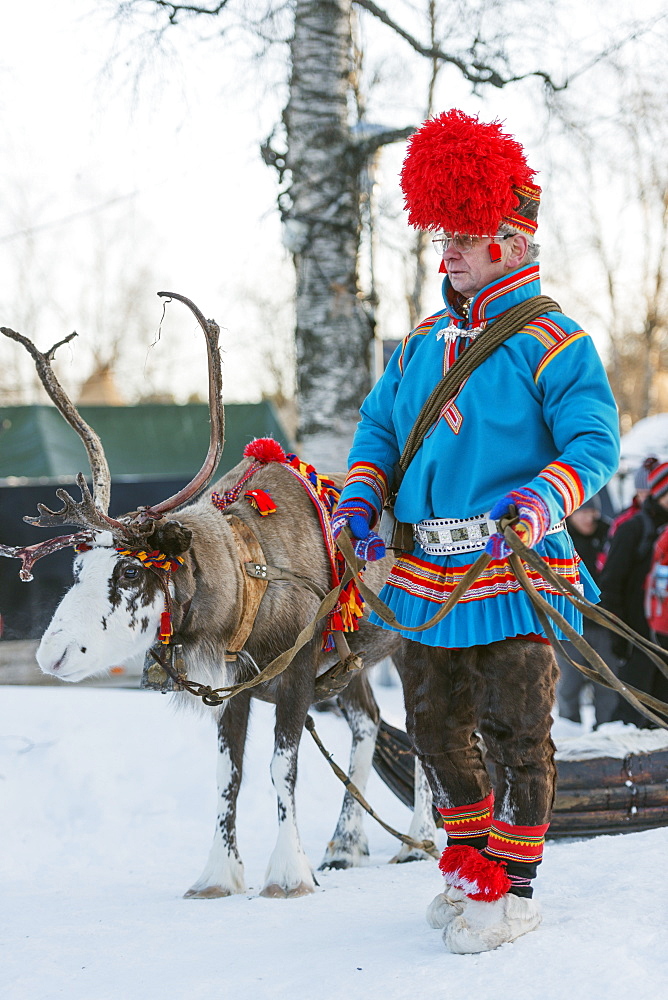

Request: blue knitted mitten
left=485, top=487, right=551, bottom=559
left=331, top=498, right=386, bottom=562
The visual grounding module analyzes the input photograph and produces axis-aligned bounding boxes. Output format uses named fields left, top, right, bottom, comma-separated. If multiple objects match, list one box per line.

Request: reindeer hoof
left=260, top=881, right=315, bottom=898
left=389, top=850, right=432, bottom=864
left=184, top=886, right=233, bottom=899
left=319, top=858, right=352, bottom=871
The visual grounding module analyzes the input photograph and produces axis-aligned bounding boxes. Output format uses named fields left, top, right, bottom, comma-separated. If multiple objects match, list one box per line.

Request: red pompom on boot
left=437, top=845, right=541, bottom=953
left=438, top=844, right=511, bottom=902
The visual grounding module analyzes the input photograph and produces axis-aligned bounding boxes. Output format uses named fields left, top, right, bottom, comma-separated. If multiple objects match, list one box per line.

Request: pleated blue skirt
left=368, top=529, right=597, bottom=649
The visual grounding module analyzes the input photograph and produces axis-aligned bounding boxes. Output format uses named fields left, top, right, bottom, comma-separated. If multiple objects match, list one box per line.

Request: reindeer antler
left=22, top=472, right=135, bottom=535
left=0, top=532, right=94, bottom=582
left=0, top=327, right=112, bottom=513
left=1, top=291, right=224, bottom=566
left=132, top=291, right=225, bottom=521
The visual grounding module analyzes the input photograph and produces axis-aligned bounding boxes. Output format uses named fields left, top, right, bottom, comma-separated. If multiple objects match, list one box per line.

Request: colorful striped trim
left=398, top=310, right=445, bottom=373
left=504, top=182, right=541, bottom=235
left=385, top=552, right=581, bottom=605
left=343, top=462, right=390, bottom=510
left=486, top=819, right=550, bottom=866
left=523, top=316, right=571, bottom=349
left=534, top=329, right=589, bottom=382
left=437, top=792, right=494, bottom=839
left=469, top=265, right=539, bottom=326
left=441, top=399, right=464, bottom=434
left=538, top=461, right=585, bottom=517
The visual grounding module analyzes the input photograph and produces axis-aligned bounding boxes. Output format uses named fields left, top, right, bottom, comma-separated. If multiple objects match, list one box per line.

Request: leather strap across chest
left=398, top=295, right=562, bottom=481
left=223, top=513, right=330, bottom=654
left=224, top=513, right=271, bottom=652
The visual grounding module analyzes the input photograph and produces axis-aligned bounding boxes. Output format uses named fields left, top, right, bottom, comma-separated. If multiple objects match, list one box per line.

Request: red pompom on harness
left=243, top=438, right=286, bottom=463
left=211, top=438, right=287, bottom=513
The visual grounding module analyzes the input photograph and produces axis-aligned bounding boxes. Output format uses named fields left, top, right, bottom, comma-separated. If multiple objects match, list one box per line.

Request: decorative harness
left=72, top=440, right=364, bottom=701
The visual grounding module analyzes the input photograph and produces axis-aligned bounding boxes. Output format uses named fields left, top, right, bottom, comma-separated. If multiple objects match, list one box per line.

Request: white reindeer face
left=37, top=546, right=165, bottom=682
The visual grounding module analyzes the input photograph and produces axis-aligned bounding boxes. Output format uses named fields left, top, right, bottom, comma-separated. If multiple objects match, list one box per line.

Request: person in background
left=556, top=496, right=618, bottom=727
left=597, top=457, right=656, bottom=572
left=600, top=462, right=668, bottom=726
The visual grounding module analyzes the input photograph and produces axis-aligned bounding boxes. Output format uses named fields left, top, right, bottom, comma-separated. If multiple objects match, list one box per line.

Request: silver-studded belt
left=413, top=512, right=566, bottom=556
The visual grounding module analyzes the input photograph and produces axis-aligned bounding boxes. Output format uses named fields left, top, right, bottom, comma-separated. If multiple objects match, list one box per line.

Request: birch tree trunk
left=283, top=0, right=372, bottom=469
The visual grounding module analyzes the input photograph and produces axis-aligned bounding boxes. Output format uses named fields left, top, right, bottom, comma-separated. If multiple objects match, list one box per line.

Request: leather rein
left=144, top=507, right=668, bottom=730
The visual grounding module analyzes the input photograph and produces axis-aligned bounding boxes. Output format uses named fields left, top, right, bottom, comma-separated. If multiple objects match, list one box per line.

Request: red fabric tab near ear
left=488, top=241, right=502, bottom=262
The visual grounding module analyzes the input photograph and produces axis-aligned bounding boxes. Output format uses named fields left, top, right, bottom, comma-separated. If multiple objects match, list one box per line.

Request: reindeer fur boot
left=426, top=885, right=469, bottom=929
left=443, top=892, right=542, bottom=953
left=436, top=844, right=541, bottom=952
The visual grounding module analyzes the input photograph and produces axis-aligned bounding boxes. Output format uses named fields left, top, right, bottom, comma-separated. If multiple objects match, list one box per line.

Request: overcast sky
left=1, top=1, right=666, bottom=404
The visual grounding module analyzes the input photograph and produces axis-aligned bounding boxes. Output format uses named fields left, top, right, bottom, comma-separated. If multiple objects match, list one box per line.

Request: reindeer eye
left=122, top=565, right=140, bottom=580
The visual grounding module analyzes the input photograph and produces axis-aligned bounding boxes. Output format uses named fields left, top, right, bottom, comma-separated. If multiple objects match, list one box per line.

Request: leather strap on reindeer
left=224, top=514, right=271, bottom=652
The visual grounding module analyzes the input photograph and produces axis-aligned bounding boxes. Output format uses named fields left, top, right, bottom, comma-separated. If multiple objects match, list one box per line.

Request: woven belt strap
left=414, top=513, right=566, bottom=556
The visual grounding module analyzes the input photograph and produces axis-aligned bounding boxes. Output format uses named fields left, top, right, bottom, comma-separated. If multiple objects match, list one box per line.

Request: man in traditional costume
left=332, top=110, right=620, bottom=953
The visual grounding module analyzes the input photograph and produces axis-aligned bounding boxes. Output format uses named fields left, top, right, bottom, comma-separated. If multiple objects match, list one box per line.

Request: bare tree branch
left=132, top=0, right=232, bottom=25
left=353, top=0, right=565, bottom=91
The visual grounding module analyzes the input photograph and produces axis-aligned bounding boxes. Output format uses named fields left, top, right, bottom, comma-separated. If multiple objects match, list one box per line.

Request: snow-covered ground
left=1, top=679, right=666, bottom=1000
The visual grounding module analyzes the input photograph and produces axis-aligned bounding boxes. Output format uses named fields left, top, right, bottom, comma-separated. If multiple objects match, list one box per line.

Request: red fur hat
left=400, top=109, right=540, bottom=236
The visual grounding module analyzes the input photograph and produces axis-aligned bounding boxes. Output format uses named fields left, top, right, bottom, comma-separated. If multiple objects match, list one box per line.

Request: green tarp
left=0, top=402, right=292, bottom=480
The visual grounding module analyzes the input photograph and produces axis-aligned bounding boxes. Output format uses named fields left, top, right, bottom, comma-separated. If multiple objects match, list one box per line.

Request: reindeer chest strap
left=224, top=514, right=271, bottom=653
left=223, top=513, right=330, bottom=656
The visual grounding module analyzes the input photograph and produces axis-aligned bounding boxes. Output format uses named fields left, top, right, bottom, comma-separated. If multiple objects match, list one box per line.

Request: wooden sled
left=373, top=719, right=668, bottom=839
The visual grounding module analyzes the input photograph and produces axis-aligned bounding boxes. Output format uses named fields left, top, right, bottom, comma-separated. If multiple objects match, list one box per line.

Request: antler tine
left=0, top=532, right=93, bottom=582
left=23, top=472, right=129, bottom=537
left=1, top=326, right=112, bottom=513
left=136, top=292, right=225, bottom=520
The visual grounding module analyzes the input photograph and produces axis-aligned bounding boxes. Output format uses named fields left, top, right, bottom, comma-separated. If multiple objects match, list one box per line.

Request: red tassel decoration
left=400, top=109, right=537, bottom=235
left=438, top=843, right=511, bottom=901
left=244, top=489, right=277, bottom=515
left=488, top=240, right=502, bottom=262
left=439, top=258, right=447, bottom=273
left=243, top=438, right=286, bottom=464
left=160, top=611, right=173, bottom=644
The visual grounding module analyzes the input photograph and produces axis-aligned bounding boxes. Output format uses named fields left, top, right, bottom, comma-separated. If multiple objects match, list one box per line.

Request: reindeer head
left=1, top=292, right=223, bottom=680
left=37, top=521, right=195, bottom=681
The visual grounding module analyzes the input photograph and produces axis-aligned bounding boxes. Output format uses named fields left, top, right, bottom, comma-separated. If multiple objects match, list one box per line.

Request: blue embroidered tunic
left=337, top=264, right=620, bottom=647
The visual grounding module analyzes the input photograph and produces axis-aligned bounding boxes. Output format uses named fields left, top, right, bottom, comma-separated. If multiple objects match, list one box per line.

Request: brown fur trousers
left=401, top=637, right=559, bottom=826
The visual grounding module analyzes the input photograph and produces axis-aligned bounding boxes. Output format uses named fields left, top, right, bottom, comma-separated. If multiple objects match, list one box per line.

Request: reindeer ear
left=152, top=520, right=193, bottom=556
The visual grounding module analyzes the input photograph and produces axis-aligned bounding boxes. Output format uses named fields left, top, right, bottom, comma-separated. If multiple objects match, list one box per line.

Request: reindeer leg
left=390, top=758, right=439, bottom=863
left=319, top=671, right=380, bottom=870
left=261, top=649, right=317, bottom=898
left=185, top=692, right=251, bottom=899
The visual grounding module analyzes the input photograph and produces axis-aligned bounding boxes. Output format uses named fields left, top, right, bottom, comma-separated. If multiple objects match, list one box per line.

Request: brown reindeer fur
left=158, top=456, right=403, bottom=707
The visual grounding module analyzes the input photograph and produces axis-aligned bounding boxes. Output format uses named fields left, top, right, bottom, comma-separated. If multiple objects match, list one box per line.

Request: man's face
left=441, top=233, right=527, bottom=299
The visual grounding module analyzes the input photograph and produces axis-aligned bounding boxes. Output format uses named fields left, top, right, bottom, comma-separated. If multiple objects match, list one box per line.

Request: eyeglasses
left=432, top=233, right=513, bottom=255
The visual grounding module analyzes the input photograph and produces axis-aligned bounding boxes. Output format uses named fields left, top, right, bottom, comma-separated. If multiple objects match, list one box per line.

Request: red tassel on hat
left=488, top=240, right=503, bottom=262
left=439, top=258, right=447, bottom=273
left=400, top=109, right=539, bottom=236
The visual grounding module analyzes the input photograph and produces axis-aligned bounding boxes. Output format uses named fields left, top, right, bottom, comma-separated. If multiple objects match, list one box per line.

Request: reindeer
left=0, top=294, right=437, bottom=900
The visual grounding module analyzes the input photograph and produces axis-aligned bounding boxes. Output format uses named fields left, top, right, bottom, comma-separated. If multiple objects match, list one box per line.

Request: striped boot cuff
left=486, top=819, right=550, bottom=867
left=437, top=792, right=494, bottom=841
